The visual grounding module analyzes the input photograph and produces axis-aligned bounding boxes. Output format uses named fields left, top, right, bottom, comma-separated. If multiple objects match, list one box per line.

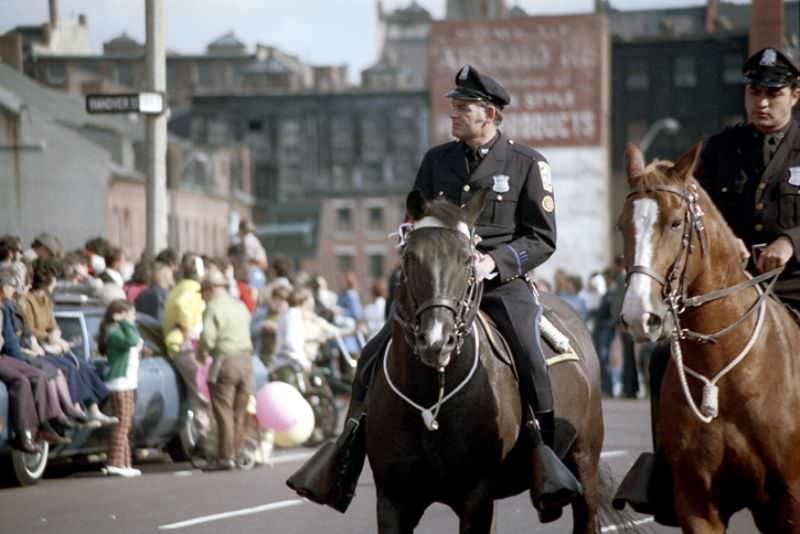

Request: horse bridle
left=625, top=184, right=708, bottom=313
left=624, top=183, right=780, bottom=343
left=393, top=227, right=484, bottom=357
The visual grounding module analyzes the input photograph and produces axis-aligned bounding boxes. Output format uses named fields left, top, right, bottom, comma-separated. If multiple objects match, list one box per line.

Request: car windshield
left=56, top=313, right=103, bottom=361
left=85, top=314, right=102, bottom=359
left=57, top=315, right=86, bottom=360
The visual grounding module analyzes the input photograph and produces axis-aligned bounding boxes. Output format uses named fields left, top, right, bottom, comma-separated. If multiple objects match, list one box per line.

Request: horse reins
left=626, top=184, right=783, bottom=423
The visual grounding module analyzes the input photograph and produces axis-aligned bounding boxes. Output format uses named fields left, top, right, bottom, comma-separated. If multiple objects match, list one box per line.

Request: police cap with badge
left=743, top=47, right=800, bottom=88
left=447, top=65, right=511, bottom=109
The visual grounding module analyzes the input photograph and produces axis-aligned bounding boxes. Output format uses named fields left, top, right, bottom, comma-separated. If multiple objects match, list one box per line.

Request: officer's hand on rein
left=735, top=238, right=750, bottom=263
left=475, top=253, right=497, bottom=281
left=756, top=236, right=794, bottom=273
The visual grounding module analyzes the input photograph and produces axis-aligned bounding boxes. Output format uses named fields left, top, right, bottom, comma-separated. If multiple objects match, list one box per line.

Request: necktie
left=763, top=135, right=778, bottom=165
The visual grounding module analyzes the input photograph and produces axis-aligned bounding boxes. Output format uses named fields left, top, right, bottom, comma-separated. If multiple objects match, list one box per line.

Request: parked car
left=0, top=293, right=268, bottom=486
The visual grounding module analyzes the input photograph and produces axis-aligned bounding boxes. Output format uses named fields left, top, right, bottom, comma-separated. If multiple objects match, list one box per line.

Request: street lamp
left=639, top=117, right=681, bottom=156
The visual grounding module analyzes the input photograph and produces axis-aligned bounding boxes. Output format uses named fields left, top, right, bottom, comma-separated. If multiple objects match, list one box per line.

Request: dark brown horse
left=364, top=190, right=615, bottom=533
left=619, top=143, right=800, bottom=532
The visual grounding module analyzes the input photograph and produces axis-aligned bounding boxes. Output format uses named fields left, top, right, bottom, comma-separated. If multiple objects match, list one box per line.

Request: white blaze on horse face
left=428, top=319, right=445, bottom=347
left=622, top=198, right=661, bottom=340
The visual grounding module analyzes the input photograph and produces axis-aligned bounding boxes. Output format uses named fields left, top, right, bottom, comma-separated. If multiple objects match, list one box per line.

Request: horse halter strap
left=625, top=183, right=707, bottom=303
left=393, top=230, right=483, bottom=355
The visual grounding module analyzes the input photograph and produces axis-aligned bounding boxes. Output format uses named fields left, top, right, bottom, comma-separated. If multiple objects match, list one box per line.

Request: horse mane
left=422, top=198, right=470, bottom=230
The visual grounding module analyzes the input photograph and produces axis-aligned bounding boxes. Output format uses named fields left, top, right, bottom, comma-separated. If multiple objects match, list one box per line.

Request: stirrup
left=286, top=412, right=366, bottom=513
left=612, top=451, right=678, bottom=527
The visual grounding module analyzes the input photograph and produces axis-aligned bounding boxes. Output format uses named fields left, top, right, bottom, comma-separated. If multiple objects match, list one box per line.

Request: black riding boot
left=286, top=401, right=367, bottom=513
left=527, top=411, right=583, bottom=524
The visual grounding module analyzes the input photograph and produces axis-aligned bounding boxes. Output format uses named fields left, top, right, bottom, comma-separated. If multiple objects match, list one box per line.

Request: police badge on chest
left=492, top=175, right=510, bottom=200
left=788, top=167, right=800, bottom=187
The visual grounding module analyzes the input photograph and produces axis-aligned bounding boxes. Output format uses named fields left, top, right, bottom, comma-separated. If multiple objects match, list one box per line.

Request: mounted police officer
left=615, top=47, right=800, bottom=524
left=288, top=66, right=582, bottom=521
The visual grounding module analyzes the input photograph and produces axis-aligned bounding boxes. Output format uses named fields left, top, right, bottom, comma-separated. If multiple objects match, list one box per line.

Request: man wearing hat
left=695, top=47, right=800, bottom=298
left=288, top=66, right=581, bottom=521
left=615, top=48, right=800, bottom=525
left=30, top=233, right=63, bottom=260
left=199, top=266, right=253, bottom=471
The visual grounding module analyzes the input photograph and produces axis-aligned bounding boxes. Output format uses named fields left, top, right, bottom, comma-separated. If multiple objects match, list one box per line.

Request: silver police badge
left=789, top=167, right=800, bottom=186
left=760, top=49, right=777, bottom=67
left=492, top=175, right=510, bottom=193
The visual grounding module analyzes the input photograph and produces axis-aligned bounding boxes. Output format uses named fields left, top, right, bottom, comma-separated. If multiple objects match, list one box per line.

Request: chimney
left=705, top=0, right=718, bottom=33
left=749, top=0, right=784, bottom=54
left=49, top=0, right=58, bottom=28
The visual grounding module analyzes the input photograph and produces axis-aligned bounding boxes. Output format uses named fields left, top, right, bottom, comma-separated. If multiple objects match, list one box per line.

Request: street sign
left=85, top=92, right=165, bottom=115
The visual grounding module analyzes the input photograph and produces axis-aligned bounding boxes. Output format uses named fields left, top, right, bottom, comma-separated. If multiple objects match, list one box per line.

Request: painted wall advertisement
left=429, top=15, right=611, bottom=282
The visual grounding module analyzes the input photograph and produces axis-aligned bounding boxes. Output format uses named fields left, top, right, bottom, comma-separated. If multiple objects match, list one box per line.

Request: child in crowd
left=256, top=285, right=290, bottom=368
left=275, top=287, right=311, bottom=373
left=98, top=299, right=143, bottom=478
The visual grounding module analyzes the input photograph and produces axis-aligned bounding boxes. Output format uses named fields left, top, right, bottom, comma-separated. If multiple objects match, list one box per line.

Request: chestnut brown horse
left=364, top=190, right=629, bottom=533
left=619, top=142, right=800, bottom=532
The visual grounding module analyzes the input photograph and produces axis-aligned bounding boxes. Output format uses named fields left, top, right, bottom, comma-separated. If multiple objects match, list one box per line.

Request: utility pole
left=145, top=0, right=167, bottom=255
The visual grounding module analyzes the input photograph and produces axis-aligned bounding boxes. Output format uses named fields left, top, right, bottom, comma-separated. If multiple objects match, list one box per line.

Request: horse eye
left=670, top=219, right=682, bottom=230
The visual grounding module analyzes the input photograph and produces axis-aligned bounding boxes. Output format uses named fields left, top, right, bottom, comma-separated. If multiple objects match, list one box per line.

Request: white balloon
left=273, top=397, right=315, bottom=448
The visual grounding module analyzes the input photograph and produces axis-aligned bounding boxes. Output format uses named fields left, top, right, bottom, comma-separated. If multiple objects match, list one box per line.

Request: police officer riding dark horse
left=615, top=48, right=800, bottom=525
left=288, top=66, right=582, bottom=522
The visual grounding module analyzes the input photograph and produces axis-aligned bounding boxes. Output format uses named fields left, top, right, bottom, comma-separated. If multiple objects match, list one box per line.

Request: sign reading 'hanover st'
left=85, top=92, right=165, bottom=114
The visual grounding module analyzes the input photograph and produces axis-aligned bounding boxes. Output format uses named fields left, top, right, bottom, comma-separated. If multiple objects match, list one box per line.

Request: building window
left=336, top=207, right=352, bottom=231
left=194, top=62, right=212, bottom=86
left=114, top=63, right=134, bottom=87
left=167, top=63, right=177, bottom=85
left=723, top=54, right=743, bottom=84
left=674, top=56, right=696, bottom=88
left=110, top=207, right=120, bottom=246
left=625, top=61, right=649, bottom=90
left=46, top=63, right=65, bottom=84
left=122, top=209, right=131, bottom=248
left=337, top=254, right=353, bottom=273
left=369, top=254, right=384, bottom=279
left=368, top=206, right=384, bottom=231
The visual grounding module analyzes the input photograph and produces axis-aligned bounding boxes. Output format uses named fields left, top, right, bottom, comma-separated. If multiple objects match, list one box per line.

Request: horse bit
left=626, top=184, right=782, bottom=423
left=385, top=220, right=484, bottom=430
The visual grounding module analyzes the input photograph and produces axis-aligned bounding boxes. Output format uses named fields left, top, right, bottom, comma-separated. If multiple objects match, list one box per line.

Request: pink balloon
left=196, top=359, right=211, bottom=401
left=255, top=382, right=305, bottom=431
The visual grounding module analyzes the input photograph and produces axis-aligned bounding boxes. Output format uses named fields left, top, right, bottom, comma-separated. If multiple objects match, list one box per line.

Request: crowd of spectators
left=0, top=221, right=376, bottom=475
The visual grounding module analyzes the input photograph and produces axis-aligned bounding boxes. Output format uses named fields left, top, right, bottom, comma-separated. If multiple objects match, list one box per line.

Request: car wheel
left=166, top=408, right=198, bottom=462
left=304, top=393, right=338, bottom=447
left=8, top=441, right=49, bottom=486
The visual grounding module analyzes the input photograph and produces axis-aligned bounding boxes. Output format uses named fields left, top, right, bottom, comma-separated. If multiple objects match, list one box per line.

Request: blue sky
left=1, top=0, right=749, bottom=79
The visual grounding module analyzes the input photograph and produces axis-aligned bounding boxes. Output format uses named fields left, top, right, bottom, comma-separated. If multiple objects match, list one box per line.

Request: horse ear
left=625, top=143, right=646, bottom=186
left=463, top=187, right=490, bottom=226
left=668, top=140, right=703, bottom=183
left=406, top=190, right=427, bottom=221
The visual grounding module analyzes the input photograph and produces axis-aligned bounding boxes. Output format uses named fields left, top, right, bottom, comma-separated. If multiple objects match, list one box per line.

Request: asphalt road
left=0, top=399, right=758, bottom=534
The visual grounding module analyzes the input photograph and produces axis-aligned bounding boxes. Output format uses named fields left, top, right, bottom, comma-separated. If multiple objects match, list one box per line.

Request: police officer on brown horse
left=288, top=65, right=582, bottom=522
left=616, top=47, right=800, bottom=524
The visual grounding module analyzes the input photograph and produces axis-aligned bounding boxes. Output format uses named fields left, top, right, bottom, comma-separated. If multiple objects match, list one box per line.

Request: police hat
left=446, top=65, right=510, bottom=109
left=743, top=48, right=800, bottom=88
